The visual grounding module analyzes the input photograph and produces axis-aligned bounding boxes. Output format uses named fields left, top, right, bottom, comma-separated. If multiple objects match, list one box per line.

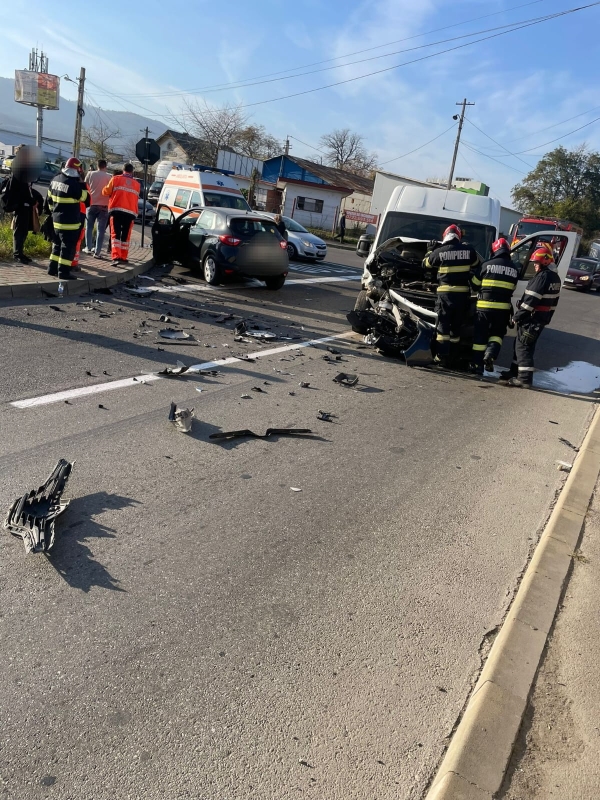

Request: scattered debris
left=234, top=321, right=277, bottom=340
left=251, top=386, right=266, bottom=393
left=125, top=287, right=155, bottom=297
left=85, top=370, right=94, bottom=377
left=159, top=328, right=191, bottom=340
left=98, top=404, right=106, bottom=409
left=198, top=370, right=220, bottom=377
left=274, top=369, right=293, bottom=375
left=209, top=428, right=313, bottom=441
left=238, top=355, right=256, bottom=362
left=4, top=459, right=74, bottom=553
left=157, top=361, right=190, bottom=377
left=138, top=274, right=155, bottom=282
left=559, top=437, right=578, bottom=451
left=241, top=394, right=252, bottom=399
left=299, top=382, right=311, bottom=388
left=327, top=347, right=341, bottom=355
left=570, top=549, right=590, bottom=563
left=102, top=371, right=110, bottom=376
left=556, top=460, right=573, bottom=472
left=333, top=372, right=359, bottom=387
left=195, top=387, right=204, bottom=393
left=49, top=305, right=63, bottom=312
left=317, top=410, right=337, bottom=422
left=159, top=315, right=172, bottom=322
left=234, top=335, right=252, bottom=343
left=168, top=401, right=194, bottom=433
left=549, top=420, right=559, bottom=425
left=215, top=314, right=234, bottom=323
left=289, top=391, right=296, bottom=396
left=291, top=487, right=302, bottom=492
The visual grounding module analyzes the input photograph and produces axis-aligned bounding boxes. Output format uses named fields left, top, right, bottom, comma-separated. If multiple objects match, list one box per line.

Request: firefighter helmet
left=64, top=157, right=84, bottom=177
left=491, top=237, right=510, bottom=255
left=442, top=224, right=462, bottom=243
left=530, top=247, right=554, bottom=267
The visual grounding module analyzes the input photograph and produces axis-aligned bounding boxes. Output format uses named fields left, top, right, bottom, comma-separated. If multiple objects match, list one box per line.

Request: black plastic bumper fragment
left=4, top=460, right=74, bottom=554
left=209, top=428, right=313, bottom=441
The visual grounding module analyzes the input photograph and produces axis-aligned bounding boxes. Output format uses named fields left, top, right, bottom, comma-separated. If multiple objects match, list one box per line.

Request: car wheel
left=286, top=242, right=298, bottom=260
left=350, top=290, right=371, bottom=334
left=202, top=254, right=222, bottom=285
left=264, top=274, right=286, bottom=290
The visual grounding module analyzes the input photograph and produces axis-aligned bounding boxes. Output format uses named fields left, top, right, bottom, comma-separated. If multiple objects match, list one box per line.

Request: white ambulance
left=157, top=168, right=251, bottom=217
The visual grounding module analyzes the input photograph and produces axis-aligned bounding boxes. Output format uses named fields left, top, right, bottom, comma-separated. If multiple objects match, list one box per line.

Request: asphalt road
left=0, top=249, right=599, bottom=800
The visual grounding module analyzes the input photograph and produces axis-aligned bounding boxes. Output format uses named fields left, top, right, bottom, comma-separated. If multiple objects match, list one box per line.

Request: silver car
left=262, top=214, right=327, bottom=261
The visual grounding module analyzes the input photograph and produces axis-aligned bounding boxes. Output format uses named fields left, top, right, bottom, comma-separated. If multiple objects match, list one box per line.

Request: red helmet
left=536, top=241, right=554, bottom=259
left=492, top=237, right=510, bottom=255
left=65, top=157, right=83, bottom=171
left=442, top=224, right=462, bottom=243
left=530, top=247, right=553, bottom=267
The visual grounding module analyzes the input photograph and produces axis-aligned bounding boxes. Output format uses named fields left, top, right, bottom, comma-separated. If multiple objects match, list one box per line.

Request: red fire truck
left=509, top=216, right=583, bottom=246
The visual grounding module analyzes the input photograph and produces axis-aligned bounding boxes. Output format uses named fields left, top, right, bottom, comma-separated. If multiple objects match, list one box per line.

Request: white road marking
left=154, top=273, right=360, bottom=293
left=11, top=332, right=354, bottom=409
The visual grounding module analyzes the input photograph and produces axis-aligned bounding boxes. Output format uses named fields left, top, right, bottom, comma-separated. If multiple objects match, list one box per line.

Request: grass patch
left=0, top=215, right=52, bottom=260
left=306, top=226, right=361, bottom=244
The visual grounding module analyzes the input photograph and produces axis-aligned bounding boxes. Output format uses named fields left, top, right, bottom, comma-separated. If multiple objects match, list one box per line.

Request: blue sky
left=2, top=0, right=600, bottom=206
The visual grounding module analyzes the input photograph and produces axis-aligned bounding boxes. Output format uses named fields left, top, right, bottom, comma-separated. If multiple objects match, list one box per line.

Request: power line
left=515, top=114, right=600, bottom=153
left=89, top=0, right=546, bottom=99
left=379, top=123, right=458, bottom=166
left=462, top=141, right=527, bottom=174
left=88, top=13, right=556, bottom=101
left=504, top=104, right=600, bottom=143
left=287, top=135, right=327, bottom=155
left=463, top=118, right=534, bottom=169
left=233, top=2, right=600, bottom=110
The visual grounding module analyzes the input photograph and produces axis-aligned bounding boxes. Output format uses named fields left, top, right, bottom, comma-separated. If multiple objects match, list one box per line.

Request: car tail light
left=224, top=269, right=235, bottom=275
left=279, top=240, right=288, bottom=250
left=219, top=235, right=241, bottom=246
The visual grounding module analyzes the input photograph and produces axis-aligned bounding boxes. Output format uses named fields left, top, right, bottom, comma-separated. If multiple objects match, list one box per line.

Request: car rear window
left=229, top=218, right=280, bottom=236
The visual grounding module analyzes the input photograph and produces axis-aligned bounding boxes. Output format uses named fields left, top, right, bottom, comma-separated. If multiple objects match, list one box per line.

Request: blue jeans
left=85, top=205, right=109, bottom=255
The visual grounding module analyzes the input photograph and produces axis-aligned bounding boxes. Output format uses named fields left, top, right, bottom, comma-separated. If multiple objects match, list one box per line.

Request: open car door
left=151, top=206, right=203, bottom=266
left=509, top=231, right=579, bottom=289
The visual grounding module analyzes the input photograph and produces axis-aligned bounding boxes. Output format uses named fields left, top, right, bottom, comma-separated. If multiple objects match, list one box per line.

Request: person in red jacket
left=102, top=163, right=139, bottom=265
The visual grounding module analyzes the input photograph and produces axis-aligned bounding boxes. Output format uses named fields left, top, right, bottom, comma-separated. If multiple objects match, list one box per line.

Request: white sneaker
left=82, top=248, right=92, bottom=254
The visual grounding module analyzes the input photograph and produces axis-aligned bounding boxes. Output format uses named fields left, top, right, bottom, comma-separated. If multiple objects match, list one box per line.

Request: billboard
left=14, top=70, right=60, bottom=109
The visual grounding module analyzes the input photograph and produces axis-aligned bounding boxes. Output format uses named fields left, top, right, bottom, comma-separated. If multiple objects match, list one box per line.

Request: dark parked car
left=147, top=179, right=164, bottom=207
left=36, top=162, right=61, bottom=183
left=151, top=206, right=289, bottom=289
left=135, top=198, right=156, bottom=224
left=563, top=257, right=600, bottom=291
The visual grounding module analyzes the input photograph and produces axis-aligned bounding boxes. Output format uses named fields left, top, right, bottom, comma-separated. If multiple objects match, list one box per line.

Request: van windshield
left=204, top=192, right=250, bottom=211
left=378, top=212, right=496, bottom=260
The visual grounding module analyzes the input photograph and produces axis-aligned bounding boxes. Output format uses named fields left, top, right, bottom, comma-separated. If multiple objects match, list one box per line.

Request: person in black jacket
left=424, top=224, right=481, bottom=367
left=1, top=174, right=43, bottom=263
left=273, top=214, right=288, bottom=241
left=46, top=157, right=88, bottom=279
left=502, top=244, right=561, bottom=388
left=470, top=237, right=519, bottom=375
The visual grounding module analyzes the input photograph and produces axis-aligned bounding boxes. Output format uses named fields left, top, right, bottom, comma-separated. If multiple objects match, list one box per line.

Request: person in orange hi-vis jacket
left=102, top=163, right=139, bottom=265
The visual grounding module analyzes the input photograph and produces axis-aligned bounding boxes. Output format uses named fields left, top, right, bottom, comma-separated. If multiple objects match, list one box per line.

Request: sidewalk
left=0, top=229, right=152, bottom=299
left=500, top=479, right=600, bottom=799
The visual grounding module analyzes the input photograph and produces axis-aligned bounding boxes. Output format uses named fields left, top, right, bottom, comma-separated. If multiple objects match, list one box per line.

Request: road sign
left=135, top=137, right=160, bottom=165
left=344, top=210, right=379, bottom=225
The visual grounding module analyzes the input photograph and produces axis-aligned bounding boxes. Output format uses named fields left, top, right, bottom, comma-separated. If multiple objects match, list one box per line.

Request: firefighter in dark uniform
left=424, top=224, right=481, bottom=367
left=470, top=237, right=519, bottom=375
left=500, top=243, right=561, bottom=388
left=46, top=157, right=88, bottom=280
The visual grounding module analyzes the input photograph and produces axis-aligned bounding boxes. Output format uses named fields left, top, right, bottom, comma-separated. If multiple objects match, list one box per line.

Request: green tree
left=511, top=145, right=600, bottom=240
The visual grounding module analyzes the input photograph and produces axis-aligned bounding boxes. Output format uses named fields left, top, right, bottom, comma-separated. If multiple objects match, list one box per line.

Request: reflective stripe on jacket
left=102, top=174, right=139, bottom=216
left=472, top=253, right=519, bottom=311
left=424, top=240, right=481, bottom=294
left=47, top=174, right=88, bottom=231
left=513, top=266, right=561, bottom=326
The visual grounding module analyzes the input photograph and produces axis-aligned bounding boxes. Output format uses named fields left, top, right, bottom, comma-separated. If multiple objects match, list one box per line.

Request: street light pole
left=72, top=67, right=86, bottom=158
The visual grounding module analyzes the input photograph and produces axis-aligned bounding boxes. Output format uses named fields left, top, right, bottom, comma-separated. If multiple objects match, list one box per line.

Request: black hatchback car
left=152, top=206, right=289, bottom=289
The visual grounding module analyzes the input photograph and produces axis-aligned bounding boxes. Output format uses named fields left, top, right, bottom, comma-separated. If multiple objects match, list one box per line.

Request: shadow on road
left=47, top=491, right=139, bottom=593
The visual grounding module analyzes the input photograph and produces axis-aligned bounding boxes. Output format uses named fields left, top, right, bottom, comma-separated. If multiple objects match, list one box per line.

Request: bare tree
left=233, top=125, right=282, bottom=160
left=121, top=135, right=140, bottom=164
left=319, top=128, right=378, bottom=176
left=173, top=100, right=250, bottom=166
left=82, top=116, right=121, bottom=162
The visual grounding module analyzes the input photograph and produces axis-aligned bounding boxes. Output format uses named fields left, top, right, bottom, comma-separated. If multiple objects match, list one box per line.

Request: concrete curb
left=425, top=404, right=600, bottom=800
left=0, top=257, right=153, bottom=300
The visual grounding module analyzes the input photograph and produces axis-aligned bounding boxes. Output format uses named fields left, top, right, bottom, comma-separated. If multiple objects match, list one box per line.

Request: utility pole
left=447, top=98, right=474, bottom=190
left=284, top=136, right=290, bottom=157
left=141, top=126, right=150, bottom=244
left=72, top=67, right=86, bottom=158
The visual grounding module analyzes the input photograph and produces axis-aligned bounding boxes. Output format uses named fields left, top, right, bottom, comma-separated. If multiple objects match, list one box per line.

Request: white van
left=157, top=168, right=251, bottom=216
left=373, top=185, right=501, bottom=258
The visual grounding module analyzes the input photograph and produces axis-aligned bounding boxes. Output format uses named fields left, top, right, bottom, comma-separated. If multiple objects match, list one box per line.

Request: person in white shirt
left=83, top=159, right=111, bottom=258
